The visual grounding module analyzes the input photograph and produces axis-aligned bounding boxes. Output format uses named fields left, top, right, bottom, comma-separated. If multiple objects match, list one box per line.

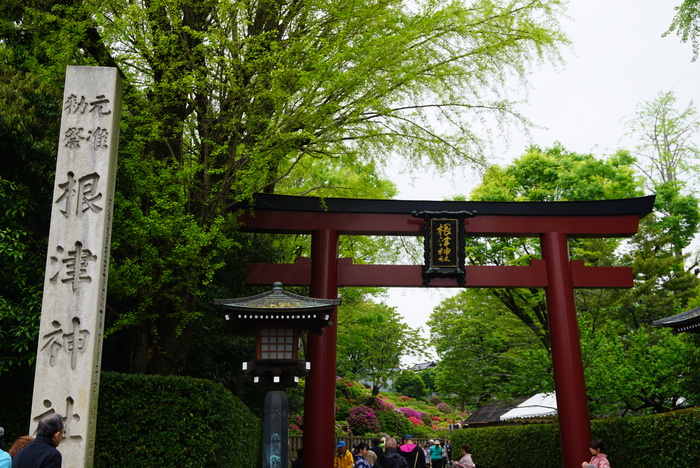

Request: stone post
left=29, top=66, right=122, bottom=468
left=263, top=391, right=289, bottom=468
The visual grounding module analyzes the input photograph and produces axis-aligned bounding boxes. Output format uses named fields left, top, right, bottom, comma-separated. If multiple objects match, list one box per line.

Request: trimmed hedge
left=451, top=408, right=700, bottom=468
left=95, top=372, right=261, bottom=467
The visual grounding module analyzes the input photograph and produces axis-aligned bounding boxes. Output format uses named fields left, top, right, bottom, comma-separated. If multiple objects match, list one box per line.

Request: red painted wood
left=541, top=232, right=591, bottom=468
left=304, top=229, right=339, bottom=468
left=239, top=210, right=643, bottom=236
left=247, top=261, right=633, bottom=288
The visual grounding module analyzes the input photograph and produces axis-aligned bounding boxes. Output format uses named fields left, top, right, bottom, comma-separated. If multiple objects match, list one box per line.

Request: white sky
left=383, top=0, right=700, bottom=365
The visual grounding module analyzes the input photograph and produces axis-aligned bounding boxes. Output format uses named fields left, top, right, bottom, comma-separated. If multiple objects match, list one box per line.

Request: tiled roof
left=653, top=306, right=700, bottom=333
left=463, top=398, right=526, bottom=424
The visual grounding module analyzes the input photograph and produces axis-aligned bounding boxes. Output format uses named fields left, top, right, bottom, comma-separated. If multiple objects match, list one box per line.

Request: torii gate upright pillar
left=305, top=228, right=339, bottom=468
left=542, top=231, right=591, bottom=464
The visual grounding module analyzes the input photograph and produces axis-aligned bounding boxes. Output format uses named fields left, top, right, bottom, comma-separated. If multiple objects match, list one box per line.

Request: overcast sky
left=382, top=0, right=700, bottom=365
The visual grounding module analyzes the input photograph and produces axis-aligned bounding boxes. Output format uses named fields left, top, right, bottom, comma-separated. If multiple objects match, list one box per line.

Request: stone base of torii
left=237, top=193, right=654, bottom=468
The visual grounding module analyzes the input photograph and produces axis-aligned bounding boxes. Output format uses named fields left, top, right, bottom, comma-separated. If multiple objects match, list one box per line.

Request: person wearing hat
left=334, top=440, right=354, bottom=468
left=429, top=440, right=444, bottom=468
left=398, top=435, right=426, bottom=468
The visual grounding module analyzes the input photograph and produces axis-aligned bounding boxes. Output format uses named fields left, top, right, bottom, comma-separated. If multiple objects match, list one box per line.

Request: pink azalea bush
left=348, top=405, right=381, bottom=436
left=289, top=414, right=304, bottom=434
left=398, top=407, right=425, bottom=420
left=436, top=402, right=453, bottom=413
left=374, top=398, right=396, bottom=411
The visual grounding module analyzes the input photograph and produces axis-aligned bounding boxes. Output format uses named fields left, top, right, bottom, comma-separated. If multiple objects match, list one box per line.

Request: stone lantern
left=215, top=282, right=339, bottom=468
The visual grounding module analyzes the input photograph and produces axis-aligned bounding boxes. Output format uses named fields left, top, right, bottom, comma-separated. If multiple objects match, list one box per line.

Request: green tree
left=466, top=145, right=642, bottom=352
left=393, top=370, right=427, bottom=400
left=419, top=367, right=437, bottom=395
left=625, top=91, right=700, bottom=189
left=617, top=92, right=700, bottom=326
left=434, top=141, right=700, bottom=414
left=610, top=188, right=700, bottom=329
left=429, top=289, right=549, bottom=408
left=0, top=46, right=62, bottom=373
left=0, top=0, right=568, bottom=373
left=666, top=0, right=700, bottom=61
left=336, top=291, right=425, bottom=396
left=581, top=322, right=700, bottom=415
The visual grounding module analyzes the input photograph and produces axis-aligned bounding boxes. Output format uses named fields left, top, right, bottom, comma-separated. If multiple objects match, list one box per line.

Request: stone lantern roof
left=214, top=282, right=340, bottom=334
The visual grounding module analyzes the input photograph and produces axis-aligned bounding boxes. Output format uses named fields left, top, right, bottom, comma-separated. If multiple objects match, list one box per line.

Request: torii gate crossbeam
left=237, top=194, right=654, bottom=468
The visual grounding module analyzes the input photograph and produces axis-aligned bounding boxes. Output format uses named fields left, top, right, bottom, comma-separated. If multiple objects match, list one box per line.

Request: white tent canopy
left=500, top=392, right=557, bottom=421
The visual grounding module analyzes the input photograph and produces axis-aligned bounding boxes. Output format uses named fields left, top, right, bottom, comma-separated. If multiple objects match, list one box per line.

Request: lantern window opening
left=256, top=327, right=299, bottom=360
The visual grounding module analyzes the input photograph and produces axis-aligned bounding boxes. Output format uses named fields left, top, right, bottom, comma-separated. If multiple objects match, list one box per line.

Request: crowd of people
left=0, top=414, right=64, bottom=468
left=332, top=435, right=611, bottom=468
left=333, top=435, right=475, bottom=468
left=2, top=416, right=608, bottom=468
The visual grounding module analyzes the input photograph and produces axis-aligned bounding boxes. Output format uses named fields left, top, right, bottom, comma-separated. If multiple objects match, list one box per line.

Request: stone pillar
left=29, top=66, right=122, bottom=468
left=263, top=391, right=289, bottom=468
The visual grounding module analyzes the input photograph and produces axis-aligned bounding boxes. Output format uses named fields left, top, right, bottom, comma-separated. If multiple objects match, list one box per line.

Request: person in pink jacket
left=454, top=444, right=475, bottom=468
left=581, top=439, right=611, bottom=468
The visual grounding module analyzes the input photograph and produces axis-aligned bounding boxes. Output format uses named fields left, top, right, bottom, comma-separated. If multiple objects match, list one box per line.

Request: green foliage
left=0, top=45, right=61, bottom=374
left=666, top=1, right=700, bottom=61
left=420, top=368, right=437, bottom=395
left=393, top=370, right=427, bottom=400
left=625, top=91, right=700, bottom=188
left=430, top=141, right=700, bottom=417
left=452, top=424, right=561, bottom=468
left=326, top=378, right=465, bottom=437
left=0, top=0, right=569, bottom=374
left=0, top=365, right=34, bottom=443
left=95, top=372, right=261, bottom=467
left=461, top=145, right=642, bottom=355
left=471, top=144, right=641, bottom=202
left=451, top=408, right=700, bottom=468
left=336, top=291, right=425, bottom=395
left=580, top=324, right=700, bottom=416
left=595, top=407, right=700, bottom=467
left=430, top=289, right=551, bottom=407
left=336, top=378, right=364, bottom=401
left=374, top=403, right=414, bottom=436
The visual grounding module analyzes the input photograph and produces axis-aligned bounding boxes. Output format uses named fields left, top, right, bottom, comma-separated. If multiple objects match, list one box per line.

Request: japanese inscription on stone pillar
left=30, top=66, right=122, bottom=468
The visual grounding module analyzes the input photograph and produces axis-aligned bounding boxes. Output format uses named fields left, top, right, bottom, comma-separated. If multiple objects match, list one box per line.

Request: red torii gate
left=238, top=193, right=655, bottom=468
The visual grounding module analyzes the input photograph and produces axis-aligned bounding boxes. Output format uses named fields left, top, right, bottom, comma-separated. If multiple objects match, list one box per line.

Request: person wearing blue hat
left=334, top=440, right=354, bottom=468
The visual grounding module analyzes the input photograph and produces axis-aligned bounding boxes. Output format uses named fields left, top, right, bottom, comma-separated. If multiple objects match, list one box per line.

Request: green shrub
left=410, top=423, right=433, bottom=438
left=376, top=408, right=413, bottom=436
left=450, top=408, right=700, bottom=468
left=336, top=399, right=352, bottom=421
left=95, top=372, right=261, bottom=468
left=336, top=379, right=363, bottom=401
left=589, top=409, right=700, bottom=468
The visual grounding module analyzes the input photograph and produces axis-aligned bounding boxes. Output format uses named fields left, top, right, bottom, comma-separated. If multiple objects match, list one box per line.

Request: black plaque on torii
left=412, top=210, right=477, bottom=286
